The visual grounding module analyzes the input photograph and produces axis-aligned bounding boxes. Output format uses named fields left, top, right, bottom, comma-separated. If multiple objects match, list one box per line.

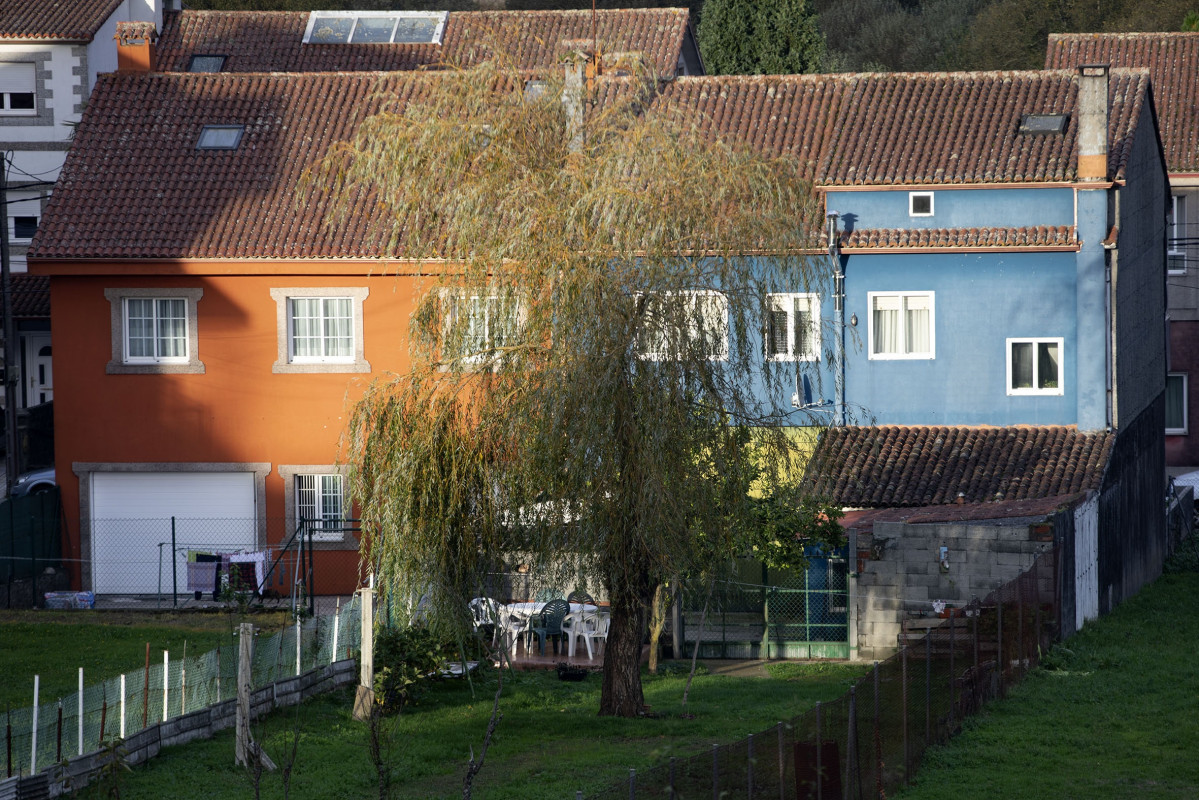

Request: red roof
left=156, top=8, right=692, bottom=78
left=30, top=69, right=1154, bottom=262
left=1047, top=32, right=1198, bottom=173
left=0, top=0, right=123, bottom=42
left=804, top=425, right=1112, bottom=508
left=9, top=274, right=49, bottom=318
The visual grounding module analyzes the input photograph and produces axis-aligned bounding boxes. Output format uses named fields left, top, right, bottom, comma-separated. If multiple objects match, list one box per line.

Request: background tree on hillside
left=697, top=0, right=825, bottom=74
left=305, top=59, right=841, bottom=717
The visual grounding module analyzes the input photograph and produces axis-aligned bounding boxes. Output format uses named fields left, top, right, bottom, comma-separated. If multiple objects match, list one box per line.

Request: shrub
left=372, top=625, right=456, bottom=713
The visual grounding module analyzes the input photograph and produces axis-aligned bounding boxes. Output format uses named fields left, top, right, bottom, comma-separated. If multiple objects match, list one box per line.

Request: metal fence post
left=778, top=721, right=786, bottom=800
left=948, top=611, right=956, bottom=731
left=924, top=629, right=931, bottom=745
left=629, top=767, right=635, bottom=800
left=171, top=516, right=178, bottom=607
left=1018, top=594, right=1025, bottom=677
left=712, top=743, right=719, bottom=800
left=873, top=662, right=882, bottom=800
left=846, top=687, right=857, bottom=800
left=901, top=642, right=909, bottom=784
left=997, top=602, right=1004, bottom=694
left=748, top=732, right=755, bottom=799
left=815, top=701, right=823, bottom=800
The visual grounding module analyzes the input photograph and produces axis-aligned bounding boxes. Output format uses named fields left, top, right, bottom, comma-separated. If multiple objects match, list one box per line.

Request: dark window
left=13, top=216, right=36, bottom=239
left=188, top=54, right=227, bottom=73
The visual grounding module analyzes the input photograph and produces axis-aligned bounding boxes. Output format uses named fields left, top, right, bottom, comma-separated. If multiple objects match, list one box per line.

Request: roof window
left=302, top=11, right=448, bottom=45
left=197, top=125, right=244, bottom=150
left=1019, top=113, right=1069, bottom=135
left=188, top=54, right=227, bottom=73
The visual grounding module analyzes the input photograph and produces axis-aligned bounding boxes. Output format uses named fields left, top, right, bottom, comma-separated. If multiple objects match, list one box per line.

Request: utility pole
left=1, top=155, right=20, bottom=494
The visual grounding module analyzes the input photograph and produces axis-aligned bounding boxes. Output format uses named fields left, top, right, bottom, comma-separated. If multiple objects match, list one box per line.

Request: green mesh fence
left=2, top=599, right=361, bottom=778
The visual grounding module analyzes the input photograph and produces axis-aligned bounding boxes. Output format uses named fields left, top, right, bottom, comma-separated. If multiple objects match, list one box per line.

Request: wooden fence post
left=235, top=623, right=275, bottom=770
left=353, top=587, right=375, bottom=721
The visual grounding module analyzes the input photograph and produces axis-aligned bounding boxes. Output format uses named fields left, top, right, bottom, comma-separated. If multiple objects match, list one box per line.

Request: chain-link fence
left=2, top=598, right=361, bottom=778
left=0, top=489, right=63, bottom=608
left=586, top=547, right=1058, bottom=799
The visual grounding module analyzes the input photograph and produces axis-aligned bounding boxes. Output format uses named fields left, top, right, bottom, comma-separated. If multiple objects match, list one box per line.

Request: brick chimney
left=115, top=21, right=158, bottom=73
left=1077, top=64, right=1109, bottom=181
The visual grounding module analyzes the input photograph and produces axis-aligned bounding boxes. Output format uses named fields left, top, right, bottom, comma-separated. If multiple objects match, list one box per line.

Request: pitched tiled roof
left=30, top=69, right=1153, bottom=261
left=0, top=0, right=123, bottom=42
left=840, top=225, right=1077, bottom=251
left=10, top=274, right=49, bottom=318
left=803, top=426, right=1111, bottom=508
left=1047, top=33, right=1198, bottom=173
left=155, top=9, right=691, bottom=78
left=656, top=70, right=1150, bottom=185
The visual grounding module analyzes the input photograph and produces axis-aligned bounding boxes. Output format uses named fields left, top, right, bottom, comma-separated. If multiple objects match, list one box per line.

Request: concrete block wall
left=853, top=520, right=1053, bottom=661
left=43, top=660, right=356, bottom=797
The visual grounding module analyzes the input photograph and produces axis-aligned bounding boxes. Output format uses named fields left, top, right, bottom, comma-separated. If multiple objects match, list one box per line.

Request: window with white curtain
left=1006, top=337, right=1063, bottom=395
left=295, top=473, right=344, bottom=541
left=288, top=297, right=353, bottom=363
left=1166, top=373, right=1187, bottom=434
left=124, top=297, right=188, bottom=363
left=868, top=292, right=934, bottom=359
left=766, top=293, right=819, bottom=361
left=0, top=63, right=35, bottom=115
left=443, top=290, right=520, bottom=364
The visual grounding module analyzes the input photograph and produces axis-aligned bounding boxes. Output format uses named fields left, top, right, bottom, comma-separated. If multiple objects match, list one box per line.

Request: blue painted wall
left=829, top=187, right=1075, bottom=231
left=836, top=250, right=1079, bottom=426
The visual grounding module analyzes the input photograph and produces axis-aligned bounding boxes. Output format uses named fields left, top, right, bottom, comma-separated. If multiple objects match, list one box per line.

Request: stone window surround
left=270, top=287, right=370, bottom=374
left=0, top=50, right=55, bottom=127
left=72, top=462, right=272, bottom=593
left=105, top=287, right=205, bottom=374
left=278, top=464, right=358, bottom=551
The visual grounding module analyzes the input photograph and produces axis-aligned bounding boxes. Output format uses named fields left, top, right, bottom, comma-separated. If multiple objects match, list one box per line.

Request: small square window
left=909, top=192, right=934, bottom=217
left=0, top=62, right=35, bottom=116
left=12, top=216, right=36, bottom=240
left=188, top=54, right=227, bottom=73
left=1019, top=113, right=1068, bottom=135
left=296, top=473, right=345, bottom=541
left=637, top=290, right=728, bottom=361
left=197, top=125, right=244, bottom=150
left=1007, top=337, right=1063, bottom=395
left=271, top=288, right=370, bottom=374
left=442, top=290, right=522, bottom=365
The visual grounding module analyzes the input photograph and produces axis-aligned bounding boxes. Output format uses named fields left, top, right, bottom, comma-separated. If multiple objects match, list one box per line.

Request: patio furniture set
left=470, top=590, right=610, bottom=661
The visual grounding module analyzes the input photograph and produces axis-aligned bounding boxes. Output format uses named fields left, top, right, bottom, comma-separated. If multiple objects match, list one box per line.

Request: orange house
left=28, top=9, right=700, bottom=600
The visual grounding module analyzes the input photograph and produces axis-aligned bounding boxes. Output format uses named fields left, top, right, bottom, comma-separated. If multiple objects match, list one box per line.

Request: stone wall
left=853, top=520, right=1054, bottom=661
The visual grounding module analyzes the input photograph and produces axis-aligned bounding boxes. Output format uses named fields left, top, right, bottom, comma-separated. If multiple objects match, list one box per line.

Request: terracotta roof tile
left=156, top=8, right=691, bottom=78
left=840, top=225, right=1077, bottom=250
left=1047, top=33, right=1199, bottom=173
left=0, top=0, right=123, bottom=42
left=30, top=69, right=1153, bottom=261
left=9, top=274, right=49, bottom=318
left=804, top=425, right=1111, bottom=508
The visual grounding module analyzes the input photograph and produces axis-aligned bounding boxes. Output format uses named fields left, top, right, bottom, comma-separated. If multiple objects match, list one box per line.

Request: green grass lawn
left=63, top=659, right=864, bottom=800
left=894, top=571, right=1199, bottom=800
left=0, top=609, right=292, bottom=709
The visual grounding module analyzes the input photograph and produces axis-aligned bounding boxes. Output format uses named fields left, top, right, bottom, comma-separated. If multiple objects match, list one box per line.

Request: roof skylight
left=302, top=11, right=448, bottom=45
left=1019, top=113, right=1069, bottom=135
left=188, top=54, right=227, bottom=73
left=197, top=125, right=244, bottom=150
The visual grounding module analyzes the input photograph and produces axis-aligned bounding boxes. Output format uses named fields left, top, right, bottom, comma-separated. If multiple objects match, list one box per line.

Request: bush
left=1165, top=532, right=1199, bottom=574
left=372, top=625, right=457, bottom=713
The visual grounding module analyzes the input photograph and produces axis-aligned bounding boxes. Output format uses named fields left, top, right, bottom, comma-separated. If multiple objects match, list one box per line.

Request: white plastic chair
left=471, top=597, right=527, bottom=660
left=565, top=612, right=609, bottom=660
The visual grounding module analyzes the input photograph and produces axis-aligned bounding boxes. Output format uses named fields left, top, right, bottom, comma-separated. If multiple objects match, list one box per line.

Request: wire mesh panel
left=584, top=548, right=1061, bottom=799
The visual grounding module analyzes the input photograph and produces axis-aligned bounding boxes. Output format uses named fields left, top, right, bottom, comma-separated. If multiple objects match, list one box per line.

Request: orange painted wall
left=47, top=266, right=428, bottom=594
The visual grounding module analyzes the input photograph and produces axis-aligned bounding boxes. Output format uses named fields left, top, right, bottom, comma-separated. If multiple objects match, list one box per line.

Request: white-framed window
left=279, top=465, right=355, bottom=548
left=296, top=473, right=345, bottom=541
left=1167, top=372, right=1188, bottom=434
left=868, top=292, right=934, bottom=359
left=197, top=125, right=244, bottom=150
left=0, top=63, right=35, bottom=116
left=1169, top=194, right=1187, bottom=275
left=7, top=191, right=39, bottom=243
left=909, top=191, right=934, bottom=217
left=270, top=288, right=369, bottom=373
left=442, top=290, right=520, bottom=364
left=288, top=297, right=353, bottom=363
left=765, top=293, right=820, bottom=361
left=638, top=290, right=729, bottom=361
left=1006, top=337, right=1063, bottom=395
left=105, top=288, right=205, bottom=374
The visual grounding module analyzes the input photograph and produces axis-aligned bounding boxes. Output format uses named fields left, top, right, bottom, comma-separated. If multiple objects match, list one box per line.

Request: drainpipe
left=828, top=211, right=845, bottom=426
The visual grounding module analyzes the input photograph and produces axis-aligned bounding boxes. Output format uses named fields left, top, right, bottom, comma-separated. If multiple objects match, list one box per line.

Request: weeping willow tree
left=305, top=58, right=839, bottom=717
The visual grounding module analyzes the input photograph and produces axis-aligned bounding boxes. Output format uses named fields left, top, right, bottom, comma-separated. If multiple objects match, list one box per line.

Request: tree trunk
left=598, top=586, right=649, bottom=717
left=647, top=582, right=671, bottom=674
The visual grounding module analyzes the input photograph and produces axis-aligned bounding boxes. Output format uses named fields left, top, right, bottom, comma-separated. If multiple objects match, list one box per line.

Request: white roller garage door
left=91, top=472, right=256, bottom=595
